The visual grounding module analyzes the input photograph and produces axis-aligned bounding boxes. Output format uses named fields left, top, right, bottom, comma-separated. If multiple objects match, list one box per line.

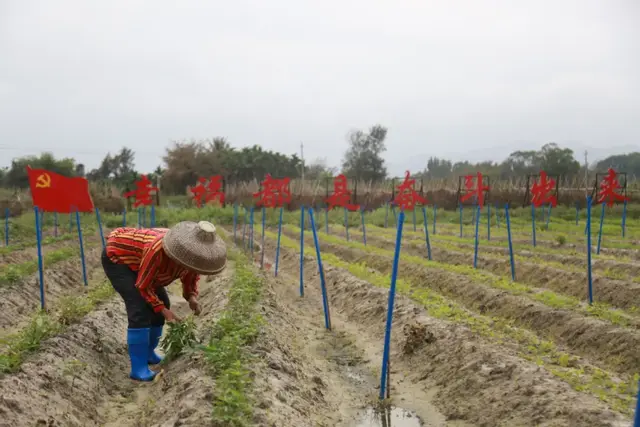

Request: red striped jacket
left=105, top=227, right=199, bottom=313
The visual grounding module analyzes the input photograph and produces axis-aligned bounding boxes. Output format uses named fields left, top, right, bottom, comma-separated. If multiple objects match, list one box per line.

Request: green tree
left=341, top=124, right=388, bottom=181
left=595, top=152, right=640, bottom=175
left=538, top=143, right=580, bottom=176
left=4, top=152, right=77, bottom=188
left=87, top=147, right=137, bottom=187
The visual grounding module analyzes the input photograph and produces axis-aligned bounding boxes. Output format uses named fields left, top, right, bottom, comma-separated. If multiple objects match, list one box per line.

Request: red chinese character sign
left=597, top=168, right=628, bottom=207
left=530, top=171, right=558, bottom=208
left=392, top=171, right=426, bottom=210
left=253, top=174, right=292, bottom=208
left=123, top=175, right=158, bottom=208
left=459, top=172, right=490, bottom=208
left=191, top=175, right=225, bottom=208
left=326, top=174, right=359, bottom=211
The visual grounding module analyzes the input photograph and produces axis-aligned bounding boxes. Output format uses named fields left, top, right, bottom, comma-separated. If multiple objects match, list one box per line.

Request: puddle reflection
left=354, top=406, right=423, bottom=427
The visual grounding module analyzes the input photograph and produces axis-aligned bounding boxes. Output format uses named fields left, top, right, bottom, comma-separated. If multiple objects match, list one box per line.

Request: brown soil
left=332, top=226, right=640, bottom=312
left=282, top=228, right=640, bottom=377
left=261, top=238, right=630, bottom=426
left=0, top=266, right=234, bottom=427
left=0, top=244, right=105, bottom=336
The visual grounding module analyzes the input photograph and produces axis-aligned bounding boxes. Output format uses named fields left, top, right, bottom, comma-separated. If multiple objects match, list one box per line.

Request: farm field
left=0, top=204, right=637, bottom=426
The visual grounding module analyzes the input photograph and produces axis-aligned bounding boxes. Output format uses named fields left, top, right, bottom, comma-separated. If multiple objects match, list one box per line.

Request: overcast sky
left=1, top=1, right=638, bottom=175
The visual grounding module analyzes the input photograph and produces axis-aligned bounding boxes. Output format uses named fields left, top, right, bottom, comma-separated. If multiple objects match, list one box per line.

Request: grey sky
left=1, top=0, right=638, bottom=176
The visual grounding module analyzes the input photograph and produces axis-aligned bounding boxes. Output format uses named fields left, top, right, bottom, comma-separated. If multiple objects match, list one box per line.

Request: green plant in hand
left=160, top=316, right=198, bottom=362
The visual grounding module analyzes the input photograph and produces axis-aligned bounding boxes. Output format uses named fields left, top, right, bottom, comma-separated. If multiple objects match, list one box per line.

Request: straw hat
left=163, top=221, right=227, bottom=275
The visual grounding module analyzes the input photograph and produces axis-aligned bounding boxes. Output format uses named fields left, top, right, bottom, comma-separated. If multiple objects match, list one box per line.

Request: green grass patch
left=0, top=246, right=79, bottom=286
left=200, top=249, right=263, bottom=427
left=267, top=230, right=637, bottom=414
left=0, top=280, right=115, bottom=373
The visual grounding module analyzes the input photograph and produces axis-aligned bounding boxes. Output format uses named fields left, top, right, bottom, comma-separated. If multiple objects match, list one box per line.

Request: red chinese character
left=531, top=171, right=557, bottom=208
left=460, top=172, right=490, bottom=208
left=191, top=175, right=225, bottom=208
left=597, top=168, right=627, bottom=207
left=392, top=171, right=426, bottom=211
left=253, top=174, right=292, bottom=208
left=123, top=175, right=158, bottom=208
left=326, top=174, right=359, bottom=211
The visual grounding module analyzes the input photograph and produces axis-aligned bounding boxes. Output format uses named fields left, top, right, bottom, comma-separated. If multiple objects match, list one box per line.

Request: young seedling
left=160, top=316, right=198, bottom=362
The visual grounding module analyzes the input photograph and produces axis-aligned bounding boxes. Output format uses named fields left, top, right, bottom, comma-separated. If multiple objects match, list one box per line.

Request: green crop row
left=265, top=230, right=637, bottom=414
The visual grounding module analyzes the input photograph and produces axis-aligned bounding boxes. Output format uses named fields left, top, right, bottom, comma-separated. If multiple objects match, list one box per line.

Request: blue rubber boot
left=148, top=325, right=163, bottom=365
left=127, top=328, right=157, bottom=381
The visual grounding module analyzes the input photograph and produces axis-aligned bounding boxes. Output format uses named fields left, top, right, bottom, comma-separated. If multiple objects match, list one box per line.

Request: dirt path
left=0, top=265, right=233, bottom=427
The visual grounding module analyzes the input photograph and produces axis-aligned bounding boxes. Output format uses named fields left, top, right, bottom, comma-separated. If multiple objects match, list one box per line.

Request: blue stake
left=300, top=206, right=305, bottom=297
left=412, top=207, right=417, bottom=232
left=622, top=199, right=628, bottom=238
left=361, top=208, right=367, bottom=246
left=309, top=208, right=332, bottom=330
left=531, top=204, right=537, bottom=247
left=261, top=207, right=266, bottom=269
left=344, top=208, right=350, bottom=241
left=275, top=207, right=283, bottom=277
left=249, top=207, right=255, bottom=255
left=575, top=202, right=580, bottom=226
left=384, top=203, right=389, bottom=228
left=123, top=209, right=127, bottom=227
left=53, top=212, right=58, bottom=237
left=596, top=202, right=605, bottom=255
left=4, top=208, right=9, bottom=246
left=233, top=203, right=238, bottom=241
left=633, top=380, right=640, bottom=427
left=325, top=206, right=329, bottom=234
left=505, top=203, right=516, bottom=281
left=379, top=210, right=405, bottom=400
left=433, top=204, right=437, bottom=235
left=34, top=207, right=46, bottom=309
left=95, top=208, right=106, bottom=249
left=545, top=204, right=552, bottom=230
left=487, top=203, right=491, bottom=241
left=150, top=204, right=156, bottom=228
left=586, top=196, right=593, bottom=304
left=421, top=207, right=432, bottom=260
left=473, top=205, right=481, bottom=268
left=459, top=203, right=463, bottom=237
left=75, top=209, right=88, bottom=287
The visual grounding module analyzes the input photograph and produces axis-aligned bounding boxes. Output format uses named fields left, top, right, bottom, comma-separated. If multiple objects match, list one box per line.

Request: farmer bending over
left=102, top=221, right=227, bottom=381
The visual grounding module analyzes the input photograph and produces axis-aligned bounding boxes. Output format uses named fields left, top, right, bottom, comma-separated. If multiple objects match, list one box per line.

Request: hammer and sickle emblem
left=35, top=173, right=51, bottom=188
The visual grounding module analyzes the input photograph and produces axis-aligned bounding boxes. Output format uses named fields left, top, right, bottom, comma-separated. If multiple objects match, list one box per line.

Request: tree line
left=0, top=125, right=637, bottom=195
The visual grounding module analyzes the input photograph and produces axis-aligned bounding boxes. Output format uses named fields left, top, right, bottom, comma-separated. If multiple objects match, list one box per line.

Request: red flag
left=27, top=166, right=94, bottom=213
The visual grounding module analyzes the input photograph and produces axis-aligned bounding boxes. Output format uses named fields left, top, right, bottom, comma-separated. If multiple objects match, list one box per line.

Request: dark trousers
left=102, top=249, right=170, bottom=329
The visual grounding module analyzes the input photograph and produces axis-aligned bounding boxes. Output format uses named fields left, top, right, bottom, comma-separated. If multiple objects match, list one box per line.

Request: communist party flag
left=27, top=166, right=94, bottom=213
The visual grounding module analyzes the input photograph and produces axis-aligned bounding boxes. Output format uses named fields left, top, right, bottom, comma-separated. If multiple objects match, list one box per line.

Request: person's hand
left=161, top=308, right=181, bottom=323
left=188, top=296, right=202, bottom=316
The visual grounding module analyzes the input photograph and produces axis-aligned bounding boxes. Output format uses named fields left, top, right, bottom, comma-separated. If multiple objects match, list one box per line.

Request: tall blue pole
left=531, top=204, right=537, bottom=247
left=95, top=208, right=106, bottom=249
left=309, top=208, right=332, bottom=330
left=622, top=199, right=628, bottom=238
left=379, top=210, right=405, bottom=400
left=421, top=207, right=432, bottom=260
left=275, top=207, right=283, bottom=276
left=300, top=207, right=305, bottom=297
left=344, top=208, right=350, bottom=241
left=586, top=196, right=593, bottom=305
left=75, top=209, right=88, bottom=287
left=34, top=207, right=46, bottom=309
left=150, top=204, right=156, bottom=228
left=261, top=207, right=266, bottom=269
left=505, top=203, right=515, bottom=281
left=596, top=202, right=605, bottom=255
left=473, top=205, right=481, bottom=268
